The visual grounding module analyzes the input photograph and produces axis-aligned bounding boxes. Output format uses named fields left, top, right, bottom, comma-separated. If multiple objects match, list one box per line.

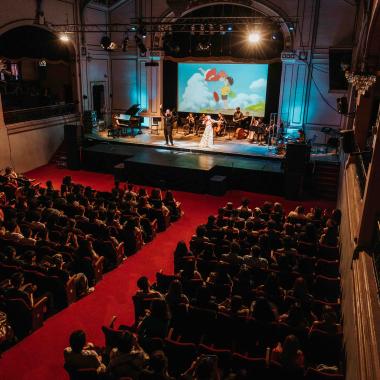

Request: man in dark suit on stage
left=160, top=104, right=175, bottom=146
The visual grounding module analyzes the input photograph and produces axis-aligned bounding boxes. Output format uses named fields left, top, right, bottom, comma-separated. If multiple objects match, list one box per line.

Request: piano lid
left=125, top=104, right=143, bottom=116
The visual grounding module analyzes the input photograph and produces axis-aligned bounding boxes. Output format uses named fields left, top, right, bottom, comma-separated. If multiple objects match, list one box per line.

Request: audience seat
left=304, top=367, right=344, bottom=380
left=231, top=353, right=267, bottom=378
left=315, top=259, right=340, bottom=278
left=314, top=275, right=341, bottom=303
left=164, top=338, right=197, bottom=376
left=319, top=245, right=340, bottom=261
left=3, top=296, right=48, bottom=338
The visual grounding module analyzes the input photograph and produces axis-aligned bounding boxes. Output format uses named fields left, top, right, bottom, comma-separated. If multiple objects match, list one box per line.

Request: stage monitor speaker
left=340, top=129, right=356, bottom=153
left=284, top=143, right=311, bottom=173
left=64, top=124, right=82, bottom=170
left=209, top=175, right=227, bottom=196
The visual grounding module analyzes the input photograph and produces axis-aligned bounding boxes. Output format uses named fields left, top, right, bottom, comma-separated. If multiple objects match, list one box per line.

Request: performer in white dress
left=199, top=115, right=217, bottom=148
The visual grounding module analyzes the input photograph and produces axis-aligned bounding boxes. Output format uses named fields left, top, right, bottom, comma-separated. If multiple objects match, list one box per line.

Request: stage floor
left=86, top=128, right=340, bottom=163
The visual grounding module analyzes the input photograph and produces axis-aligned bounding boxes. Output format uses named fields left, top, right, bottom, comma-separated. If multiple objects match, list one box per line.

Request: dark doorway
left=92, top=84, right=105, bottom=119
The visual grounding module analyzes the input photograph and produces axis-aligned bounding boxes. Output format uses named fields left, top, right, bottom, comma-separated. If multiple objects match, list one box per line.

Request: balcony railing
left=3, top=103, right=76, bottom=125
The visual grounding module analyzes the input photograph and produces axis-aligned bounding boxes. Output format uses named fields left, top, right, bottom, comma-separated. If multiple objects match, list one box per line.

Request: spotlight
left=272, top=32, right=280, bottom=40
left=248, top=31, right=261, bottom=43
left=130, top=25, right=137, bottom=32
left=208, top=24, right=215, bottom=35
left=219, top=25, right=225, bottom=35
left=200, top=24, right=205, bottom=35
left=167, top=25, right=172, bottom=35
left=138, top=25, right=147, bottom=38
left=59, top=33, right=69, bottom=42
left=191, top=24, right=196, bottom=35
left=287, top=22, right=295, bottom=31
left=227, top=25, right=233, bottom=32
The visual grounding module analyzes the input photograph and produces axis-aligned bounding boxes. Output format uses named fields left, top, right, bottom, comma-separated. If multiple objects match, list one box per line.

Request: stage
left=81, top=128, right=340, bottom=197
left=86, top=128, right=340, bottom=163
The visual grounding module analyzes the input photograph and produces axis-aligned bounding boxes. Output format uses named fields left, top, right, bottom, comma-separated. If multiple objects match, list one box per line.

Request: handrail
left=3, top=103, right=76, bottom=124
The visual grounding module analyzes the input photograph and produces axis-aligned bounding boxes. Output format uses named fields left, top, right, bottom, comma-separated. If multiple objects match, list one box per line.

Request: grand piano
left=116, top=104, right=143, bottom=137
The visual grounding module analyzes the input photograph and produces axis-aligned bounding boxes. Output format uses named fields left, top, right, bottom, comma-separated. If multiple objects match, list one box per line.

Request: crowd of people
left=0, top=167, right=182, bottom=345
left=64, top=198, right=343, bottom=379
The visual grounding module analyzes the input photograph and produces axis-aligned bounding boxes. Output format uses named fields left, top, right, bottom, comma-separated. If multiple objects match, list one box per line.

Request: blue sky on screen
left=178, top=63, right=268, bottom=116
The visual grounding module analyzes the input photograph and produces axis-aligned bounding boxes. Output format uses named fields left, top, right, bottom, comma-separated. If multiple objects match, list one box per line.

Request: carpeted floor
left=0, top=164, right=335, bottom=380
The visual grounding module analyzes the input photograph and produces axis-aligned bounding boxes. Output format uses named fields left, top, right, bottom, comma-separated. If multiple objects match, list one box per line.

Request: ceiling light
left=59, top=33, right=69, bottom=42
left=248, top=32, right=261, bottom=43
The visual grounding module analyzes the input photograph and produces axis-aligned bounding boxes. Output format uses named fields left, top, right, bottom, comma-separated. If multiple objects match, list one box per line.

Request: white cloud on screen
left=180, top=73, right=213, bottom=111
left=249, top=78, right=267, bottom=90
left=229, top=93, right=262, bottom=109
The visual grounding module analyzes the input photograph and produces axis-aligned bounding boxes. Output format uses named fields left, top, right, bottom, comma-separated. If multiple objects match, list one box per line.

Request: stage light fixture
left=59, top=33, right=69, bottom=42
left=200, top=24, right=205, bottom=35
left=209, top=24, right=215, bottom=35
left=272, top=32, right=279, bottom=40
left=130, top=25, right=137, bottom=32
left=191, top=24, right=196, bottom=35
left=287, top=22, right=295, bottom=31
left=100, top=35, right=116, bottom=50
left=135, top=35, right=147, bottom=54
left=227, top=25, right=233, bottom=32
left=219, top=25, right=225, bottom=35
left=248, top=31, right=261, bottom=43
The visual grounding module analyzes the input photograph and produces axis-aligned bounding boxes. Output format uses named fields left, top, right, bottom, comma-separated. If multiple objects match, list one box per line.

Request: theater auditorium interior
left=0, top=0, right=380, bottom=379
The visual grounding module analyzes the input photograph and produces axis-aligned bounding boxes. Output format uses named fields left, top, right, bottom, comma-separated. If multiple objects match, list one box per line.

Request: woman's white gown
left=199, top=121, right=214, bottom=148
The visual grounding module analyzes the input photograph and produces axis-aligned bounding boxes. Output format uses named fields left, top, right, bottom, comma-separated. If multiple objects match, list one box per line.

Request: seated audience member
left=288, top=205, right=307, bottom=223
left=181, top=354, right=221, bottom=380
left=215, top=208, right=228, bottom=228
left=135, top=276, right=162, bottom=300
left=149, top=188, right=170, bottom=216
left=249, top=207, right=266, bottom=230
left=163, top=190, right=181, bottom=220
left=173, top=241, right=193, bottom=273
left=222, top=219, right=239, bottom=241
left=271, top=334, right=304, bottom=373
left=48, top=253, right=93, bottom=297
left=251, top=296, right=277, bottom=323
left=107, top=331, right=148, bottom=380
left=221, top=241, right=243, bottom=266
left=298, top=222, right=318, bottom=244
left=137, top=299, right=170, bottom=340
left=191, top=285, right=218, bottom=311
left=178, top=258, right=202, bottom=282
left=306, top=207, right=322, bottom=222
left=310, top=306, right=341, bottom=334
left=198, top=243, right=217, bottom=261
left=64, top=330, right=106, bottom=373
left=243, top=245, right=268, bottom=269
left=223, top=201, right=234, bottom=216
left=279, top=302, right=309, bottom=329
left=190, top=225, right=209, bottom=255
left=140, top=350, right=175, bottom=380
left=204, top=215, right=218, bottom=236
left=319, top=225, right=339, bottom=246
left=165, top=279, right=189, bottom=313
left=219, top=294, right=249, bottom=317
left=5, top=272, right=36, bottom=307
left=237, top=198, right=252, bottom=219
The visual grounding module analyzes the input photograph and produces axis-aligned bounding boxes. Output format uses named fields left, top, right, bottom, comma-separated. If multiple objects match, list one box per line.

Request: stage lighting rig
left=135, top=35, right=147, bottom=54
left=100, top=35, right=117, bottom=51
left=219, top=25, right=225, bottom=35
left=208, top=24, right=215, bottom=35
left=248, top=31, right=261, bottom=43
left=59, top=33, right=70, bottom=42
left=227, top=25, right=233, bottom=32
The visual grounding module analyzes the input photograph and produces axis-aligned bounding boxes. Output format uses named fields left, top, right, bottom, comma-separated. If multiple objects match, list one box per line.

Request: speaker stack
left=83, top=110, right=97, bottom=133
left=64, top=124, right=82, bottom=170
left=283, top=143, right=311, bottom=200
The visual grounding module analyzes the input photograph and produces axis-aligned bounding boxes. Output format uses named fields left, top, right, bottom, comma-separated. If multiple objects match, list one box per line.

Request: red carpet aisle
left=0, top=165, right=335, bottom=380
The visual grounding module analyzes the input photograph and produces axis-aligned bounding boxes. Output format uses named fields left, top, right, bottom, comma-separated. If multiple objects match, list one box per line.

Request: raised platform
left=82, top=142, right=283, bottom=194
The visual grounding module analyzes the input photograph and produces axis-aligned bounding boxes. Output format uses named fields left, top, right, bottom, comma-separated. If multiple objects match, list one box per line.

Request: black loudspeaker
left=337, top=97, right=348, bottom=114
left=340, top=129, right=356, bottom=153
left=284, top=143, right=311, bottom=173
left=64, top=124, right=82, bottom=170
left=209, top=175, right=227, bottom=196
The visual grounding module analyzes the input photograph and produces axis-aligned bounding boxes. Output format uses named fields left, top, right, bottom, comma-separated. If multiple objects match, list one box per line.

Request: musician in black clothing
left=160, top=105, right=175, bottom=145
left=184, top=113, right=195, bottom=135
left=195, top=113, right=206, bottom=136
left=233, top=107, right=244, bottom=126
